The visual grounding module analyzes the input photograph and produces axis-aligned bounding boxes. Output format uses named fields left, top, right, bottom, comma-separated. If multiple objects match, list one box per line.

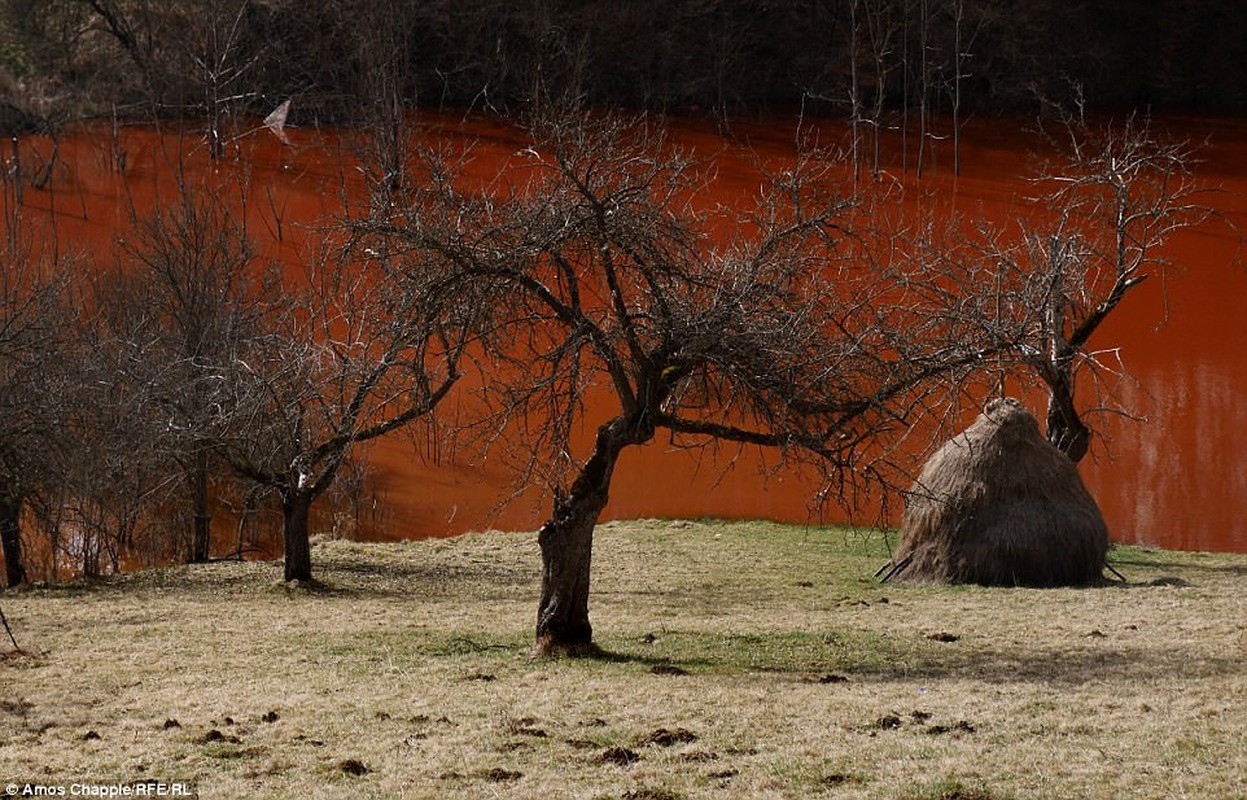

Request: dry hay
left=889, top=398, right=1108, bottom=587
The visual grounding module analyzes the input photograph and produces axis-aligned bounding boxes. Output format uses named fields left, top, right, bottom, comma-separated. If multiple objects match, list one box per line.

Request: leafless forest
left=4, top=0, right=1245, bottom=134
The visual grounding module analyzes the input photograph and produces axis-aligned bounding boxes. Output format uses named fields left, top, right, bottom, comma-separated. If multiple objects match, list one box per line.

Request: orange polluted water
left=9, top=113, right=1247, bottom=556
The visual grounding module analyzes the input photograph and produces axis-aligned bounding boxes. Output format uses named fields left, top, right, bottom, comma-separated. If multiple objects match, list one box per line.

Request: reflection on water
left=1087, top=354, right=1247, bottom=553
left=7, top=113, right=1247, bottom=556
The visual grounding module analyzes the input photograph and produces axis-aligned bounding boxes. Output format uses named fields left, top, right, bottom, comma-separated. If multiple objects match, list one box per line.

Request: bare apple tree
left=220, top=221, right=478, bottom=583
left=985, top=113, right=1214, bottom=461
left=368, top=110, right=1007, bottom=655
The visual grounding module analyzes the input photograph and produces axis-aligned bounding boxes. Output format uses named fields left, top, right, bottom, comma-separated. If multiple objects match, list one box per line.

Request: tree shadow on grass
left=580, top=629, right=1245, bottom=687
left=17, top=560, right=284, bottom=597
left=316, top=556, right=538, bottom=598
left=894, top=643, right=1244, bottom=686
left=22, top=552, right=538, bottom=600
left=1110, top=556, right=1247, bottom=579
left=569, top=644, right=696, bottom=671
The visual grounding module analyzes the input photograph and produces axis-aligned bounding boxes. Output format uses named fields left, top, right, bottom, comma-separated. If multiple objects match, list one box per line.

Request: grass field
left=1, top=519, right=1244, bottom=799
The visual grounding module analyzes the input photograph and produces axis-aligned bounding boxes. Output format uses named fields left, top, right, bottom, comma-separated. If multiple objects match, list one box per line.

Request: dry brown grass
left=1, top=520, right=1244, bottom=799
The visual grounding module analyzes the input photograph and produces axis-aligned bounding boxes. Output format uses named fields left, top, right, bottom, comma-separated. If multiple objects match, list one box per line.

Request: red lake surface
left=9, top=112, right=1247, bottom=555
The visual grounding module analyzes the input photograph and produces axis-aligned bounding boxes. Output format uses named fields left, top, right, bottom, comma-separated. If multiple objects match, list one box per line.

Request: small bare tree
left=51, top=342, right=175, bottom=577
left=946, top=0, right=985, bottom=177
left=92, top=184, right=264, bottom=563
left=185, top=0, right=256, bottom=159
left=992, top=113, right=1213, bottom=461
left=0, top=222, right=72, bottom=586
left=221, top=226, right=475, bottom=583
left=862, top=0, right=901, bottom=179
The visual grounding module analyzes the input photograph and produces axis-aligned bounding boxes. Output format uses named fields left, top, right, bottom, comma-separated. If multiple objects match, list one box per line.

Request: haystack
left=887, top=398, right=1108, bottom=587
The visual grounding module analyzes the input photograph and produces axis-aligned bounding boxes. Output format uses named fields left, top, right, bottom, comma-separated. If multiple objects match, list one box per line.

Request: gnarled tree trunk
left=1045, top=370, right=1090, bottom=463
left=188, top=450, right=211, bottom=563
left=0, top=493, right=25, bottom=588
left=281, top=489, right=314, bottom=582
left=534, top=417, right=640, bottom=657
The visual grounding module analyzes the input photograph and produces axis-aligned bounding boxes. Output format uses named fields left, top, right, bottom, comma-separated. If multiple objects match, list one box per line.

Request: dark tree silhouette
left=1029, top=115, right=1212, bottom=460
left=0, top=221, right=73, bottom=586
left=931, top=112, right=1215, bottom=461
left=96, top=185, right=263, bottom=563
left=368, top=110, right=1005, bottom=654
left=221, top=227, right=475, bottom=582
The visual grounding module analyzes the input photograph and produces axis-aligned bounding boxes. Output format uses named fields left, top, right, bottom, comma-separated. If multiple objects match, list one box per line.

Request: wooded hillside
left=3, top=0, right=1245, bottom=133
